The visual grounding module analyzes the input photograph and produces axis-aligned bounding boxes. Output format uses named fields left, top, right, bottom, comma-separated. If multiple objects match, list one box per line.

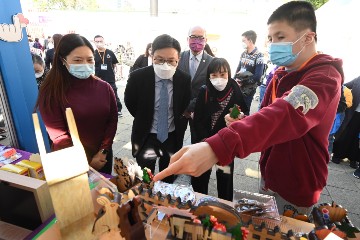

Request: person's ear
left=61, top=58, right=67, bottom=66
left=305, top=32, right=316, bottom=45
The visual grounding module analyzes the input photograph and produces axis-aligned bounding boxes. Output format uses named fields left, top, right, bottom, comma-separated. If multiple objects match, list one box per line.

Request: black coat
left=336, top=76, right=360, bottom=138
left=193, top=79, right=248, bottom=143
left=130, top=55, right=149, bottom=73
left=124, top=66, right=191, bottom=157
left=45, top=48, right=54, bottom=70
left=178, top=50, right=214, bottom=112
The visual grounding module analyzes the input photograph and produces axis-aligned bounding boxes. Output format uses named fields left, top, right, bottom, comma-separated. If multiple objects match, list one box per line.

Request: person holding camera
left=234, top=30, right=266, bottom=115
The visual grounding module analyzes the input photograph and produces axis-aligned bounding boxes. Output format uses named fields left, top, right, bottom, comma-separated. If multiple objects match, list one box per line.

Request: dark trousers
left=333, top=112, right=360, bottom=163
left=189, top=118, right=197, bottom=144
left=243, top=91, right=256, bottom=115
left=136, top=132, right=177, bottom=183
left=109, top=82, right=122, bottom=112
left=191, top=161, right=234, bottom=201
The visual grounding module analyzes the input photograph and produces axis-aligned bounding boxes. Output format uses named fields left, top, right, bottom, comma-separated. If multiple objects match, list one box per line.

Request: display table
left=0, top=144, right=36, bottom=165
left=0, top=146, right=53, bottom=240
left=0, top=145, right=316, bottom=240
left=24, top=191, right=315, bottom=240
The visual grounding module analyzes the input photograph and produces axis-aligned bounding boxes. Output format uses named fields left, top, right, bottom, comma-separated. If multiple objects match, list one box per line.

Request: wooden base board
left=0, top=221, right=32, bottom=240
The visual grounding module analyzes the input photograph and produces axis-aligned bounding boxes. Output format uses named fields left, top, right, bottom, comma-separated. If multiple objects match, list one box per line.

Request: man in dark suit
left=124, top=34, right=191, bottom=183
left=178, top=26, right=214, bottom=143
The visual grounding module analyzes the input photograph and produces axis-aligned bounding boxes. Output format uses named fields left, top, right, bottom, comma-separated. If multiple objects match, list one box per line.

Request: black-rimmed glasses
left=153, top=58, right=178, bottom=66
left=189, top=35, right=205, bottom=40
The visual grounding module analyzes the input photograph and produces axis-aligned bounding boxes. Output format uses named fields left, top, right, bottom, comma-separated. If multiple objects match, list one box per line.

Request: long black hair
left=35, top=34, right=95, bottom=112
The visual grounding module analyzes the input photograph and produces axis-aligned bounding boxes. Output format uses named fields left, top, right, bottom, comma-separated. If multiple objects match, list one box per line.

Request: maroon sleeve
left=39, top=100, right=73, bottom=151
left=206, top=66, right=342, bottom=166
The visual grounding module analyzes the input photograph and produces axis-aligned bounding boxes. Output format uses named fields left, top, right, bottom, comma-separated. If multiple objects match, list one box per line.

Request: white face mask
left=96, top=43, right=105, bottom=49
left=153, top=63, right=176, bottom=79
left=242, top=42, right=247, bottom=49
left=35, top=71, right=44, bottom=79
left=210, top=78, right=228, bottom=91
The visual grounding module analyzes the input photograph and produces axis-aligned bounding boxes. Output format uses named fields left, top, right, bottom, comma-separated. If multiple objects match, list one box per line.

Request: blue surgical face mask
left=68, top=64, right=95, bottom=79
left=268, top=33, right=307, bottom=66
left=63, top=59, right=95, bottom=79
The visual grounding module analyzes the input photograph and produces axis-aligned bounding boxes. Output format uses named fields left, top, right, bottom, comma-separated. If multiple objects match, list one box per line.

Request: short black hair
left=206, top=57, right=231, bottom=80
left=151, top=34, right=181, bottom=55
left=94, top=35, right=103, bottom=40
left=268, top=1, right=317, bottom=41
left=242, top=30, right=257, bottom=44
left=31, top=53, right=44, bottom=67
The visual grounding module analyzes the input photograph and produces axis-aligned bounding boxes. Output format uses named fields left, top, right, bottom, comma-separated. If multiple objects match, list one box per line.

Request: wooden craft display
left=121, top=185, right=317, bottom=240
left=32, top=108, right=94, bottom=239
left=0, top=170, right=54, bottom=226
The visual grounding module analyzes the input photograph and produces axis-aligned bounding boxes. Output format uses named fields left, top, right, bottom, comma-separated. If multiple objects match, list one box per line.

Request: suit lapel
left=144, top=67, right=155, bottom=113
left=193, top=53, right=209, bottom=80
left=182, top=51, right=191, bottom=73
left=172, top=71, right=181, bottom=116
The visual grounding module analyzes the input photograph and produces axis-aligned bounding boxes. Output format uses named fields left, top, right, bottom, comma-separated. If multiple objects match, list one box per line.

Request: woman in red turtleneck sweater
left=35, top=34, right=118, bottom=174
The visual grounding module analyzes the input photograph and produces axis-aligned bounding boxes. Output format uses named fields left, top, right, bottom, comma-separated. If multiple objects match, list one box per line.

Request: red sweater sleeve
left=206, top=65, right=342, bottom=166
left=39, top=100, right=73, bottom=151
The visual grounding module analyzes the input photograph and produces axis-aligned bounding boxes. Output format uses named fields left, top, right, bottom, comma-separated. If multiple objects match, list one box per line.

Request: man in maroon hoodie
left=154, top=1, right=343, bottom=216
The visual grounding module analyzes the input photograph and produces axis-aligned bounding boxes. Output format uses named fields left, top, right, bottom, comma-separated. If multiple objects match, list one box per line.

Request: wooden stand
left=0, top=170, right=54, bottom=225
left=32, top=108, right=94, bottom=239
left=0, top=221, right=32, bottom=240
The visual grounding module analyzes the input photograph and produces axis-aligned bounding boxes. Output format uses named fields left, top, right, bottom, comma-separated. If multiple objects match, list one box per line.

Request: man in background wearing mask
left=124, top=34, right=191, bottom=183
left=178, top=26, right=214, bottom=143
left=234, top=30, right=265, bottom=115
left=154, top=1, right=343, bottom=215
left=94, top=35, right=123, bottom=117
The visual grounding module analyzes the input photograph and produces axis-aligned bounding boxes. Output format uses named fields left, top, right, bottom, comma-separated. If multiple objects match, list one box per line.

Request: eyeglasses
left=189, top=35, right=205, bottom=40
left=153, top=58, right=178, bottom=66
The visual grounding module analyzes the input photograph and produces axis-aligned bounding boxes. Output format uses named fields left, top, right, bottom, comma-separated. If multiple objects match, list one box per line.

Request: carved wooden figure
left=92, top=193, right=121, bottom=237
left=118, top=196, right=146, bottom=240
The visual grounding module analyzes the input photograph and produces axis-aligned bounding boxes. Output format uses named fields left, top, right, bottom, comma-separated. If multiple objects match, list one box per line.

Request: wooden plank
left=49, top=174, right=94, bottom=229
left=32, top=109, right=89, bottom=186
left=0, top=170, right=54, bottom=222
left=32, top=109, right=95, bottom=238
left=0, top=221, right=32, bottom=240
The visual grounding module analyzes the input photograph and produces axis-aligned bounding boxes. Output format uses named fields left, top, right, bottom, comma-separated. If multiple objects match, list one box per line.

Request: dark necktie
left=157, top=79, right=169, bottom=142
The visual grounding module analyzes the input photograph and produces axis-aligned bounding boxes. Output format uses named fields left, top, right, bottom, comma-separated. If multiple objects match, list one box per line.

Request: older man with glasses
left=124, top=34, right=191, bottom=183
left=178, top=25, right=214, bottom=144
